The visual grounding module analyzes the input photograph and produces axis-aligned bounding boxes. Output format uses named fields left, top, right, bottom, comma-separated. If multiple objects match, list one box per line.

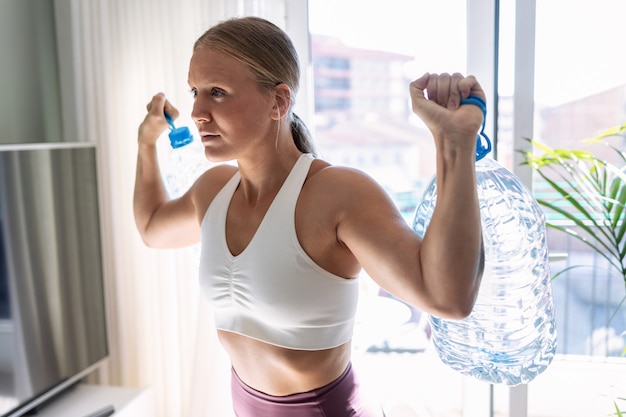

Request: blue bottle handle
left=460, top=96, right=492, bottom=161
left=164, top=112, right=194, bottom=148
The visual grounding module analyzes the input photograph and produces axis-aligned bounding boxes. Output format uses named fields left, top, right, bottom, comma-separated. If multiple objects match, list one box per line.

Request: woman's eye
left=211, top=88, right=225, bottom=97
left=188, top=87, right=224, bottom=98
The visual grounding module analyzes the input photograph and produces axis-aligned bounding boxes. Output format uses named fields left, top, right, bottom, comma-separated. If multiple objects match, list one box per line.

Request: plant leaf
left=584, top=122, right=626, bottom=144
left=550, top=264, right=588, bottom=281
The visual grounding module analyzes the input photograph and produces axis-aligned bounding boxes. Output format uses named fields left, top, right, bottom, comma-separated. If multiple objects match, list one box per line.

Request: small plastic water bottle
left=412, top=96, right=557, bottom=386
left=162, top=113, right=208, bottom=197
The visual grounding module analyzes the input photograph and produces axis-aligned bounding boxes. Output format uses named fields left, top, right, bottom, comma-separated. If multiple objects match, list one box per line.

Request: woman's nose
left=191, top=100, right=212, bottom=124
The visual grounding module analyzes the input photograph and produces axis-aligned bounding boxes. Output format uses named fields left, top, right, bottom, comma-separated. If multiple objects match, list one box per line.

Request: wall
left=0, top=0, right=63, bottom=144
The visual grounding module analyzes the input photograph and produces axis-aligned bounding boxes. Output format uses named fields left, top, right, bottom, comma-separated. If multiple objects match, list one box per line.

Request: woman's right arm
left=133, top=93, right=201, bottom=248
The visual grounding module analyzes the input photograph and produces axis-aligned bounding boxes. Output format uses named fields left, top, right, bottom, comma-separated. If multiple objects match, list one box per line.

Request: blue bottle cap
left=164, top=112, right=194, bottom=148
left=169, top=127, right=194, bottom=148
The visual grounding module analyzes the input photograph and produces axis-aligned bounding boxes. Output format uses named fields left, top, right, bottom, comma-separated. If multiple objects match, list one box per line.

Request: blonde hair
left=194, top=16, right=316, bottom=155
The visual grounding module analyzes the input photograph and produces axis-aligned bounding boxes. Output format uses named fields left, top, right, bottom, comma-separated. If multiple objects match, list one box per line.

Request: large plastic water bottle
left=412, top=97, right=557, bottom=386
left=162, top=113, right=209, bottom=197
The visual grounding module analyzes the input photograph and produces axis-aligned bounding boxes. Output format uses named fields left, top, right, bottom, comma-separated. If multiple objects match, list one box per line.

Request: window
left=496, top=0, right=626, bottom=360
left=533, top=0, right=626, bottom=358
left=496, top=1, right=626, bottom=416
left=307, top=0, right=626, bottom=416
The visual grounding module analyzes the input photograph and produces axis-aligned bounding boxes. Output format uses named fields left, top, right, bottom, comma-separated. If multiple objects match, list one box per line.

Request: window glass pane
left=309, top=2, right=476, bottom=416
left=533, top=0, right=626, bottom=359
left=309, top=0, right=467, bottom=222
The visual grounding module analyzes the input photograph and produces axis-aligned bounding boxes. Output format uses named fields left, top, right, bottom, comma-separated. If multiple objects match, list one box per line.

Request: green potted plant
left=519, top=123, right=626, bottom=325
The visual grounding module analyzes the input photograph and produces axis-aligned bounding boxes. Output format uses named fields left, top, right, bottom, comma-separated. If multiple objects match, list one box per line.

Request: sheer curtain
left=57, top=0, right=288, bottom=415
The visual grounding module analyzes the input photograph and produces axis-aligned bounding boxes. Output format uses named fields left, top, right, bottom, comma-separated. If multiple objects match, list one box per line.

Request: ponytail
left=290, top=113, right=317, bottom=156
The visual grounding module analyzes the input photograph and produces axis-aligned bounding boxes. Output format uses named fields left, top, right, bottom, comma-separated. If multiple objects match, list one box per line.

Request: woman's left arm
left=336, top=73, right=484, bottom=319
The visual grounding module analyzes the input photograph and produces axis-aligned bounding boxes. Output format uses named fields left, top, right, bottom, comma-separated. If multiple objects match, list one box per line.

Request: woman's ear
left=272, top=83, right=292, bottom=120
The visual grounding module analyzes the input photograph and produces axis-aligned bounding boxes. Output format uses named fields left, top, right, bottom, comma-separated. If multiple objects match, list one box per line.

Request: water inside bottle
left=413, top=157, right=557, bottom=385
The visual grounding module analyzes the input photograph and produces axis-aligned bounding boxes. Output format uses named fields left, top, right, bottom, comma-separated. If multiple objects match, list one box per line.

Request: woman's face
left=188, top=46, right=276, bottom=162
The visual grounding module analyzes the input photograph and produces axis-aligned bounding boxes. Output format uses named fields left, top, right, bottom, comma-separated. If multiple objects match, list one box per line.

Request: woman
left=134, top=16, right=484, bottom=417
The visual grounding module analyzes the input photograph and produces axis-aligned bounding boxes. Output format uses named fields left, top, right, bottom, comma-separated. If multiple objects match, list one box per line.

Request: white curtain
left=58, top=0, right=288, bottom=415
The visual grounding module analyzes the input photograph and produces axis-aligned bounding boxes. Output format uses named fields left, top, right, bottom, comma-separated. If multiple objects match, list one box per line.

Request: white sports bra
left=198, top=153, right=360, bottom=350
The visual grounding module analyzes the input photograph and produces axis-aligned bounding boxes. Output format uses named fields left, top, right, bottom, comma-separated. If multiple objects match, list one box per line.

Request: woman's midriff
left=217, top=330, right=352, bottom=396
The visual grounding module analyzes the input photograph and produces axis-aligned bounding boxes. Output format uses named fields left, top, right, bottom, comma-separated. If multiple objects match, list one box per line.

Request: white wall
left=0, top=0, right=63, bottom=144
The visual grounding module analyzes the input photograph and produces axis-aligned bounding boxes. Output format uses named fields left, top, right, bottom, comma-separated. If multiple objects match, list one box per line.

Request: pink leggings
left=231, top=362, right=385, bottom=417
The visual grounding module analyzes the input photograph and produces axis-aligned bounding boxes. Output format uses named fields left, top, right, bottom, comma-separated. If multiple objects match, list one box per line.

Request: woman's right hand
left=134, top=92, right=203, bottom=249
left=138, top=92, right=180, bottom=146
left=409, top=72, right=485, bottom=159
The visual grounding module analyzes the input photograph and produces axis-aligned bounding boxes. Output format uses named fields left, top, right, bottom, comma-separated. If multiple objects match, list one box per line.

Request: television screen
left=0, top=144, right=108, bottom=417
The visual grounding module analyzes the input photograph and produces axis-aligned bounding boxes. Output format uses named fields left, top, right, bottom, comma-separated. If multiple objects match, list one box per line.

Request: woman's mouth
left=200, top=133, right=220, bottom=143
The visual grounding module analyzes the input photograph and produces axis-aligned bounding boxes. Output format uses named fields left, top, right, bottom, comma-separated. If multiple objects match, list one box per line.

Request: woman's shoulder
left=309, top=159, right=382, bottom=187
left=306, top=159, right=389, bottom=201
left=189, top=163, right=238, bottom=215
